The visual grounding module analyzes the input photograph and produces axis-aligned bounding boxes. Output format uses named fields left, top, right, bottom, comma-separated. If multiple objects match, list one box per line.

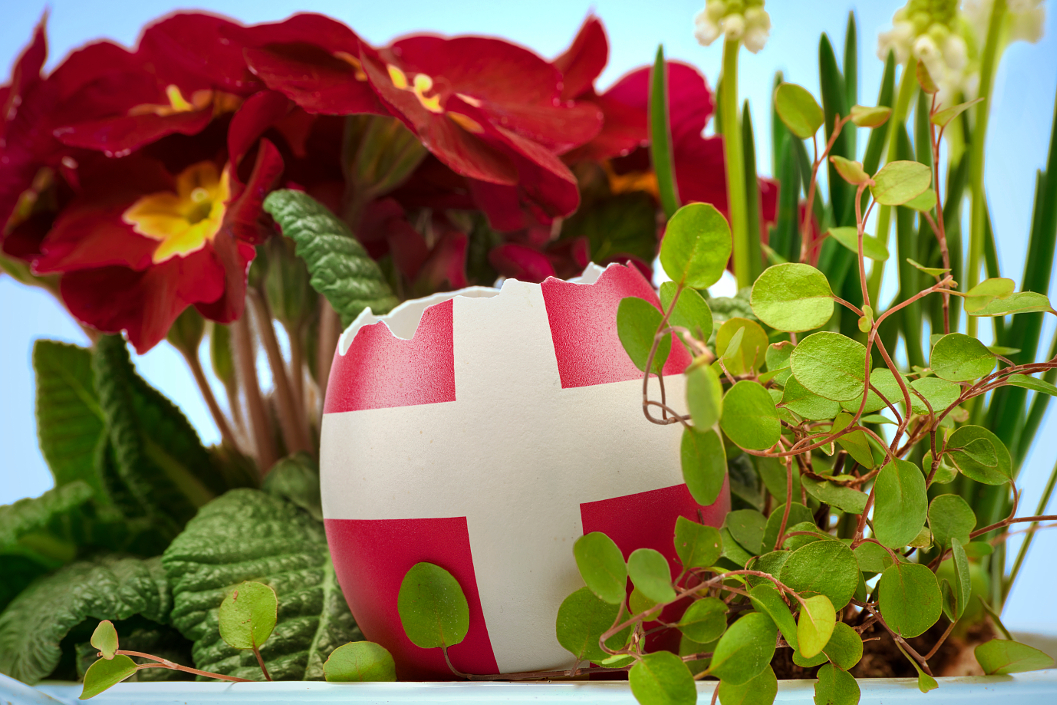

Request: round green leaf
left=850, top=104, right=891, bottom=127
left=763, top=503, right=814, bottom=553
left=716, top=318, right=768, bottom=375
left=629, top=650, right=697, bottom=705
left=931, top=333, right=996, bottom=382
left=873, top=459, right=928, bottom=549
left=678, top=597, right=728, bottom=644
left=928, top=494, right=976, bottom=549
left=975, top=639, right=1056, bottom=675
left=617, top=297, right=670, bottom=375
left=630, top=587, right=657, bottom=616
left=717, top=666, right=778, bottom=705
left=797, top=594, right=836, bottom=659
left=660, top=203, right=732, bottom=289
left=661, top=282, right=713, bottom=345
left=904, top=188, right=938, bottom=212
left=750, top=264, right=834, bottom=332
left=877, top=562, right=942, bottom=638
left=966, top=291, right=1053, bottom=317
left=681, top=427, right=726, bottom=506
left=774, top=83, right=825, bottom=139
left=674, top=517, right=722, bottom=569
left=397, top=563, right=470, bottom=648
left=823, top=621, right=864, bottom=669
left=725, top=509, right=768, bottom=556
left=947, top=425, right=1012, bottom=485
left=779, top=540, right=860, bottom=610
left=814, top=664, right=861, bottom=705
left=747, top=584, right=799, bottom=652
left=830, top=155, right=871, bottom=185
left=827, top=226, right=890, bottom=261
left=628, top=548, right=676, bottom=604
left=720, top=381, right=781, bottom=451
left=801, top=477, right=868, bottom=515
left=931, top=97, right=984, bottom=128
left=323, top=642, right=396, bottom=682
left=870, top=160, right=932, bottom=206
left=964, top=277, right=1015, bottom=313
left=218, top=581, right=278, bottom=651
left=709, top=612, right=777, bottom=685
left=90, top=620, right=119, bottom=660
left=686, top=360, right=723, bottom=430
left=555, top=587, right=627, bottom=664
left=573, top=532, right=628, bottom=605
left=80, top=654, right=138, bottom=700
left=909, top=376, right=961, bottom=415
left=790, top=332, right=867, bottom=402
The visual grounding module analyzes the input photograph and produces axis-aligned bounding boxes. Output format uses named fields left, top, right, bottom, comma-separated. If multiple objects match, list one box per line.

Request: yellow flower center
left=122, top=161, right=230, bottom=264
left=604, top=162, right=660, bottom=199
left=386, top=64, right=444, bottom=114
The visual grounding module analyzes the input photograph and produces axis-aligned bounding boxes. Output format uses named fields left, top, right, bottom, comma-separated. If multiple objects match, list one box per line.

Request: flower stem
left=721, top=37, right=751, bottom=289
left=966, top=0, right=1008, bottom=338
left=181, top=348, right=238, bottom=450
left=232, top=314, right=277, bottom=473
left=317, top=297, right=340, bottom=404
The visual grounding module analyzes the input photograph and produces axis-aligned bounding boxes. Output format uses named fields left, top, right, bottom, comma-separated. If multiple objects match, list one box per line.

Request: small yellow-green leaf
left=967, top=291, right=1054, bottom=317
left=660, top=282, right=713, bottom=346
left=721, top=381, right=781, bottom=451
left=397, top=563, right=470, bottom=648
left=750, top=263, right=834, bottom=332
left=850, top=104, right=891, bottom=127
left=660, top=203, right=733, bottom=290
left=916, top=61, right=938, bottom=94
left=323, top=642, right=396, bottom=682
left=90, top=621, right=119, bottom=660
left=573, top=532, right=628, bottom=606
left=718, top=666, right=778, bottom=705
left=218, top=581, right=278, bottom=651
left=823, top=622, right=864, bottom=670
left=827, top=226, right=890, bottom=262
left=790, top=332, right=868, bottom=402
left=79, top=654, right=138, bottom=700
left=1006, top=374, right=1057, bottom=397
left=686, top=359, right=723, bottom=429
left=931, top=333, right=996, bottom=382
left=830, top=155, right=871, bottom=185
left=907, top=258, right=949, bottom=277
left=964, top=277, right=1015, bottom=313
left=797, top=594, right=836, bottom=659
left=709, top=612, right=778, bottom=685
left=931, top=97, right=984, bottom=128
left=681, top=427, right=726, bottom=507
left=975, top=639, right=1056, bottom=675
left=904, top=189, right=938, bottom=212
left=782, top=376, right=841, bottom=421
left=871, top=160, right=932, bottom=206
left=674, top=516, right=723, bottom=569
left=628, top=548, right=677, bottom=604
left=775, top=83, right=825, bottom=139
left=555, top=587, right=628, bottom=663
left=717, top=318, right=768, bottom=374
left=617, top=297, right=670, bottom=375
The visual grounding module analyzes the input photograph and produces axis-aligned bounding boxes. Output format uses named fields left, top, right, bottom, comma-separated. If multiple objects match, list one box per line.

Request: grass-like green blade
left=819, top=33, right=853, bottom=226
left=649, top=45, right=680, bottom=220
left=843, top=12, right=858, bottom=157
left=894, top=126, right=925, bottom=369
left=742, top=100, right=763, bottom=281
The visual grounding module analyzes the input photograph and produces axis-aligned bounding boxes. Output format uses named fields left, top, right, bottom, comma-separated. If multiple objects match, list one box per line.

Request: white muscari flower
left=878, top=19, right=918, bottom=63
left=743, top=7, right=772, bottom=53
left=694, top=0, right=770, bottom=52
left=722, top=14, right=746, bottom=41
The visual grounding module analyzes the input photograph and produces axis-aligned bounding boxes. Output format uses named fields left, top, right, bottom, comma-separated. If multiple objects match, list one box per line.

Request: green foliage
left=686, top=360, right=724, bottom=429
left=630, top=651, right=697, bottom=705
left=218, top=582, right=278, bottom=651
left=720, top=381, right=781, bottom=451
left=946, top=426, right=1012, bottom=485
left=90, top=621, right=119, bottom=660
left=627, top=549, right=676, bottom=604
left=774, top=83, right=825, bottom=139
left=573, top=532, right=628, bottom=606
left=661, top=283, right=713, bottom=345
left=790, top=333, right=867, bottom=402
left=797, top=595, right=836, bottom=659
left=813, top=664, right=860, bottom=705
left=930, top=333, right=996, bottom=382
left=975, top=639, right=1056, bottom=674
left=718, top=666, right=778, bottom=705
left=779, top=541, right=859, bottom=610
left=870, top=160, right=932, bottom=206
left=79, top=654, right=138, bottom=700
left=928, top=495, right=976, bottom=548
left=827, top=226, right=890, bottom=261
left=877, top=562, right=942, bottom=638
left=649, top=46, right=681, bottom=220
left=323, top=642, right=396, bottom=682
left=674, top=518, right=723, bottom=569
left=618, top=297, right=672, bottom=375
left=677, top=597, right=727, bottom=644
left=747, top=584, right=798, bottom=652
left=659, top=203, right=732, bottom=289
left=555, top=587, right=627, bottom=663
left=681, top=428, right=727, bottom=506
left=397, top=563, right=470, bottom=649
left=750, top=264, right=834, bottom=332
left=872, top=460, right=927, bottom=548
left=263, top=189, right=398, bottom=328
left=709, top=612, right=777, bottom=685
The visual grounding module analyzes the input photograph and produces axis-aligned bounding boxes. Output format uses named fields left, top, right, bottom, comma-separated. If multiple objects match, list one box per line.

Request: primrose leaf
left=775, top=83, right=825, bottom=139
left=79, top=654, right=139, bottom=700
left=617, top=297, right=671, bottom=375
left=870, top=160, right=931, bottom=206
left=718, top=666, right=778, bottom=705
left=790, top=332, right=868, bottom=402
left=323, top=641, right=396, bottom=682
left=928, top=494, right=976, bottom=549
left=555, top=587, right=628, bottom=663
left=931, top=333, right=996, bottom=382
left=878, top=562, right=942, bottom=638
left=750, top=264, right=834, bottom=332
left=218, top=581, right=278, bottom=651
left=162, top=489, right=362, bottom=681
left=946, top=426, right=1012, bottom=485
left=678, top=597, right=728, bottom=644
left=574, top=532, right=628, bottom=605
left=717, top=318, right=768, bottom=375
left=264, top=189, right=398, bottom=328
left=686, top=360, right=724, bottom=429
left=674, top=517, right=723, bottom=569
left=967, top=291, right=1054, bottom=317
left=779, top=540, right=860, bottom=609
left=709, top=612, right=777, bottom=685
left=827, top=226, right=890, bottom=261
left=660, top=203, right=733, bottom=289
left=630, top=650, right=697, bottom=705
left=661, top=282, right=713, bottom=345
left=721, top=381, right=781, bottom=451
left=830, top=155, right=871, bottom=185
left=91, top=621, right=119, bottom=660
left=398, top=563, right=470, bottom=649
left=975, top=639, right=1056, bottom=674
left=814, top=663, right=861, bottom=705
left=681, top=427, right=727, bottom=506
left=628, top=548, right=677, bottom=604
left=850, top=104, right=891, bottom=127
left=262, top=452, right=323, bottom=522
left=798, top=595, right=836, bottom=659
left=931, top=97, right=984, bottom=128
left=873, top=459, right=928, bottom=548
left=1005, top=374, right=1057, bottom=397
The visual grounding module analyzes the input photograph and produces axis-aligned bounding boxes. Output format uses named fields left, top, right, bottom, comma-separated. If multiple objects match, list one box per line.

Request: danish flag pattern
left=320, top=264, right=729, bottom=679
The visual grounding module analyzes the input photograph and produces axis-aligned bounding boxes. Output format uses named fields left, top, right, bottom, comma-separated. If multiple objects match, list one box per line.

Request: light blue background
left=1, top=1, right=1055, bottom=628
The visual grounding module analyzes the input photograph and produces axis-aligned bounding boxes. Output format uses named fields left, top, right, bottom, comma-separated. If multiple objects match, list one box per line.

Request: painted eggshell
left=320, top=263, right=729, bottom=679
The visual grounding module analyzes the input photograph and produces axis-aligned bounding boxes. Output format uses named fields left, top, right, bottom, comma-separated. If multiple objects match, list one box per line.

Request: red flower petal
left=53, top=108, right=214, bottom=156
left=552, top=15, right=608, bottom=100
left=604, top=61, right=715, bottom=146
left=225, top=138, right=285, bottom=245
left=227, top=90, right=291, bottom=167
left=562, top=93, right=646, bottom=162
left=193, top=232, right=255, bottom=324
left=489, top=242, right=556, bottom=283
left=414, top=229, right=468, bottom=292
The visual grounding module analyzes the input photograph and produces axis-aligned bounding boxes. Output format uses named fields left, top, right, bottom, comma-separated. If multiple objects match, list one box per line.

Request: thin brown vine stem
left=115, top=651, right=253, bottom=683
left=641, top=282, right=683, bottom=423
left=875, top=275, right=956, bottom=327
left=316, top=297, right=340, bottom=406
left=774, top=452, right=795, bottom=550
left=231, top=314, right=277, bottom=473
left=854, top=182, right=873, bottom=310
left=865, top=606, right=934, bottom=676
left=832, top=295, right=864, bottom=316
left=180, top=348, right=238, bottom=450
left=252, top=645, right=272, bottom=681
left=800, top=116, right=852, bottom=264
left=971, top=515, right=1057, bottom=541
left=923, top=620, right=957, bottom=661
left=928, top=93, right=953, bottom=335
left=249, top=291, right=313, bottom=456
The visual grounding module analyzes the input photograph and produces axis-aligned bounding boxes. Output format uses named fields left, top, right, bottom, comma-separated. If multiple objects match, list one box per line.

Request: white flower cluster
left=878, top=0, right=1046, bottom=106
left=694, top=0, right=771, bottom=54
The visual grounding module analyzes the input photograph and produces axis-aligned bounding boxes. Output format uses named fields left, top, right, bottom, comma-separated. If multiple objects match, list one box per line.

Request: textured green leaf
left=628, top=549, right=676, bottom=604
left=963, top=277, right=1015, bottom=313
left=0, top=555, right=170, bottom=684
left=873, top=459, right=927, bottom=548
left=709, top=612, right=777, bottom=685
left=790, top=333, right=867, bottom=402
left=931, top=97, right=984, bottom=128
left=751, top=264, right=834, bottom=332
left=562, top=192, right=660, bottom=265
left=801, top=477, right=867, bottom=515
left=219, top=582, right=278, bottom=651
left=813, top=663, right=860, bottom=705
left=262, top=453, right=322, bottom=522
left=80, top=654, right=139, bottom=699
left=162, top=489, right=361, bottom=680
left=686, top=360, right=724, bottom=429
left=927, top=495, right=976, bottom=549
left=757, top=456, right=801, bottom=506
left=779, top=541, right=860, bottom=609
left=967, top=291, right=1053, bottom=317
left=827, top=226, right=890, bottom=261
left=674, top=517, right=722, bottom=569
left=947, top=426, right=1012, bottom=485
left=555, top=587, right=627, bottom=663
left=323, top=641, right=396, bottom=682
left=659, top=203, right=732, bottom=289
left=0, top=481, right=94, bottom=550
left=630, top=650, right=697, bottom=705
left=617, top=297, right=670, bottom=375
left=573, top=532, right=628, bottom=605
left=975, top=639, right=1055, bottom=674
left=909, top=377, right=961, bottom=415
left=747, top=584, right=798, bottom=652
left=681, top=427, right=726, bottom=507
left=33, top=340, right=106, bottom=495
left=798, top=595, right=836, bottom=659
left=877, top=562, right=941, bottom=638
left=930, top=333, right=996, bottom=382
left=775, top=83, right=825, bottom=139
left=904, top=188, right=938, bottom=212
left=721, top=381, right=781, bottom=451
left=716, top=318, right=768, bottom=375
left=661, top=282, right=714, bottom=346
left=398, top=563, right=469, bottom=649
left=718, top=666, right=778, bottom=705
left=264, top=189, right=398, bottom=328
left=830, top=412, right=875, bottom=469
left=90, top=620, right=119, bottom=660
left=870, top=160, right=931, bottom=206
